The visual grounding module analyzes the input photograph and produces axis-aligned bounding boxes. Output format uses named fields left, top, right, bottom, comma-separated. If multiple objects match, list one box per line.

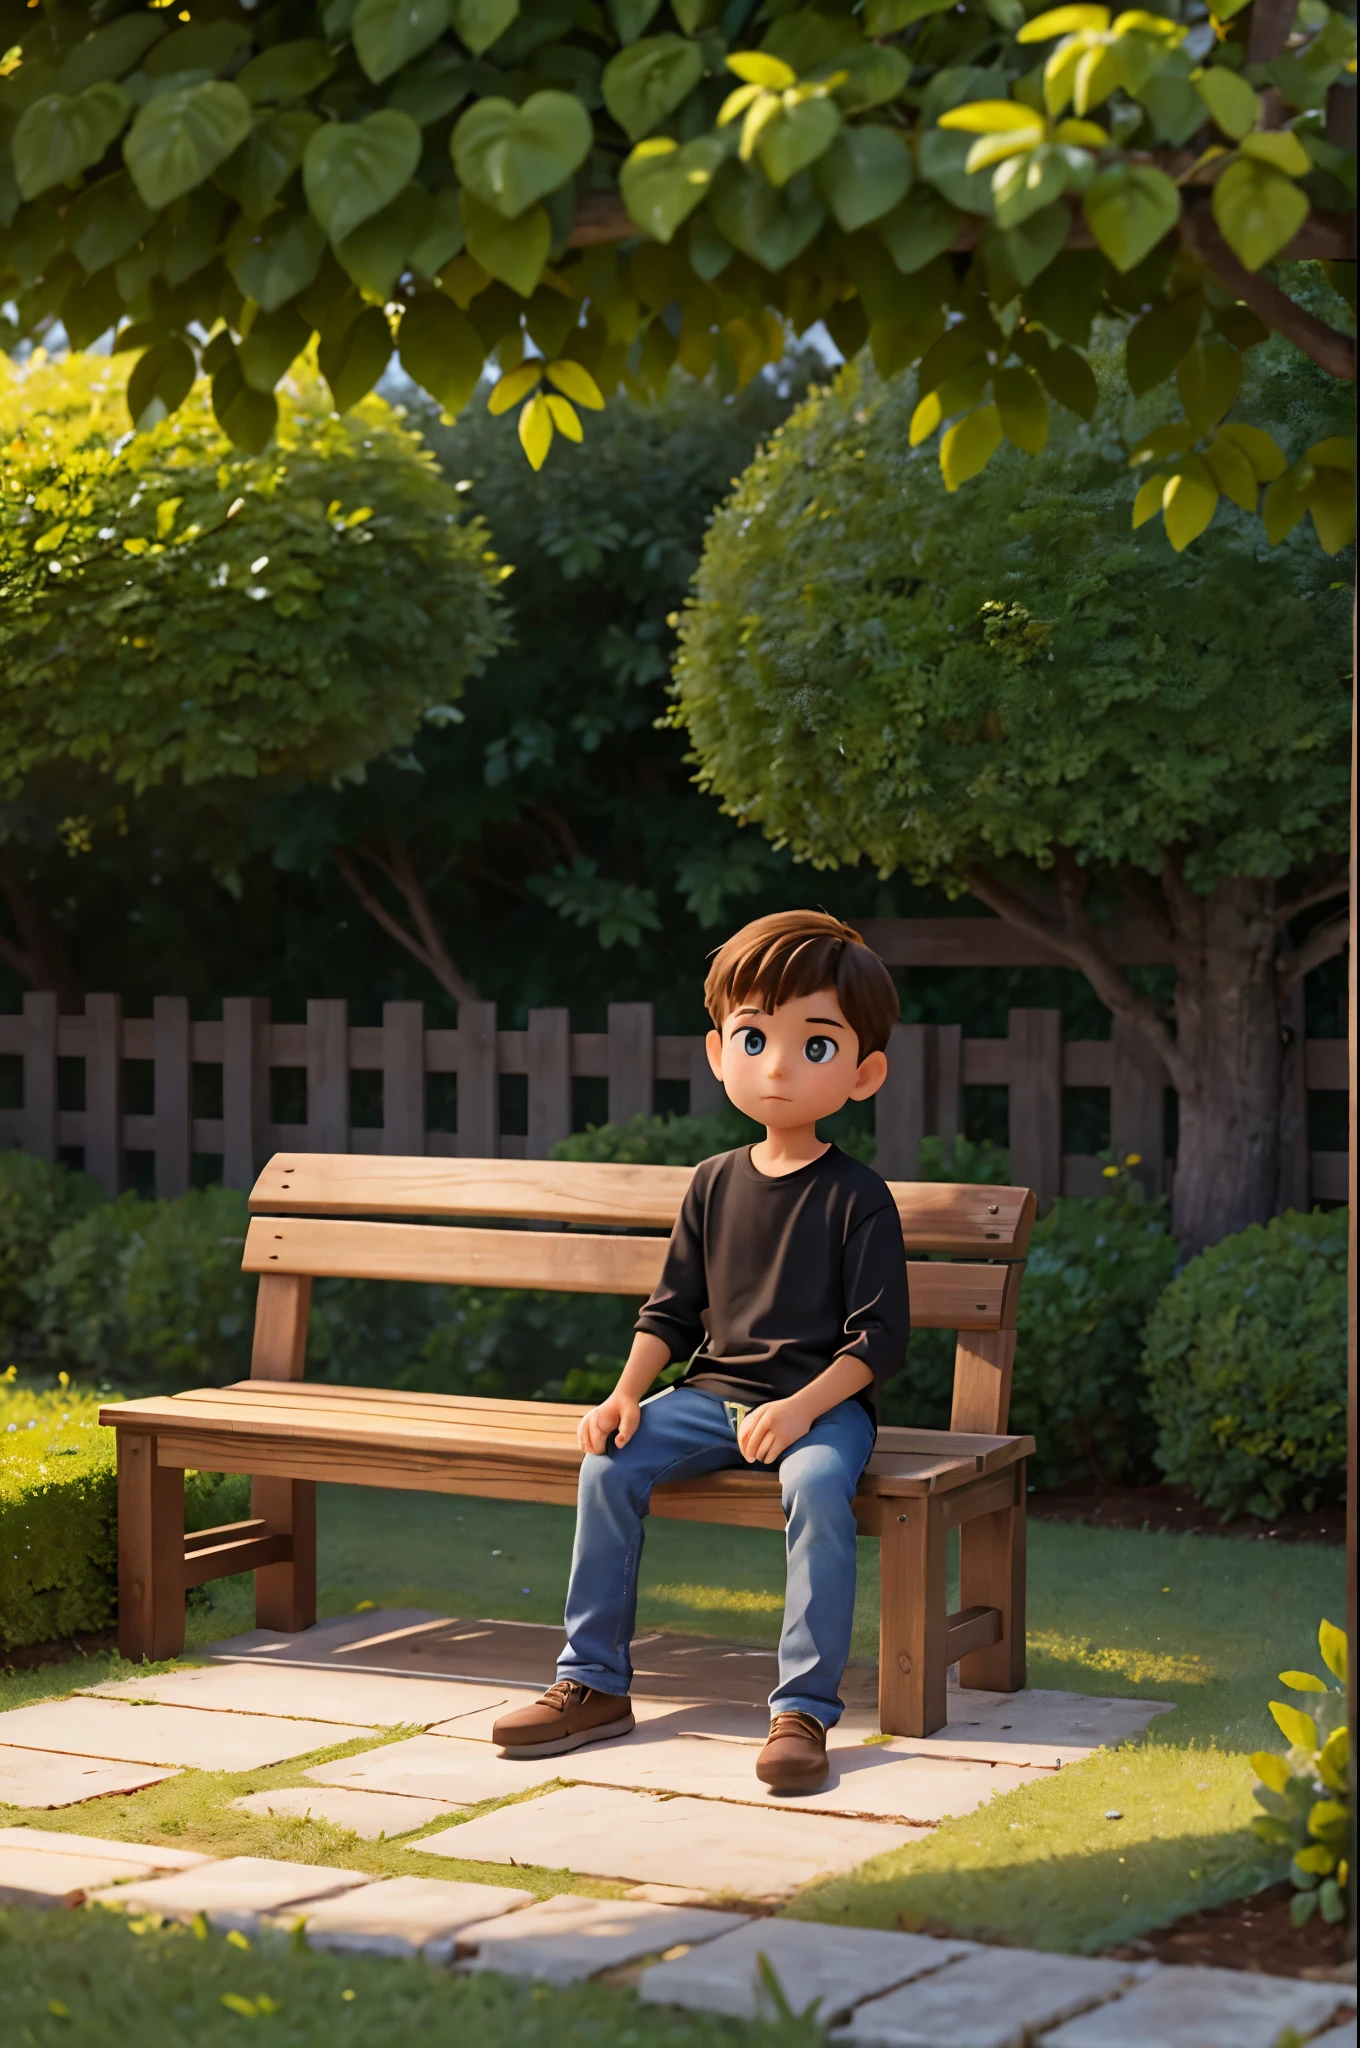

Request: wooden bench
left=101, top=1156, right=1036, bottom=1738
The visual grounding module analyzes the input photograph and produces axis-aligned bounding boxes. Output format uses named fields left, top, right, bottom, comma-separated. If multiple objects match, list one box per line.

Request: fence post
left=20, top=990, right=58, bottom=1163
left=1007, top=1008, right=1062, bottom=1210
left=382, top=1001, right=426, bottom=1156
left=85, top=993, right=123, bottom=1195
left=935, top=1024, right=962, bottom=1148
left=153, top=995, right=192, bottom=1199
left=607, top=1001, right=653, bottom=1124
left=1277, top=979, right=1309, bottom=1214
left=307, top=999, right=349, bottom=1153
left=457, top=1000, right=498, bottom=1158
left=689, top=1036, right=722, bottom=1117
left=222, top=997, right=271, bottom=1190
left=877, top=1022, right=927, bottom=1179
left=527, top=1007, right=570, bottom=1158
left=1110, top=1013, right=1168, bottom=1202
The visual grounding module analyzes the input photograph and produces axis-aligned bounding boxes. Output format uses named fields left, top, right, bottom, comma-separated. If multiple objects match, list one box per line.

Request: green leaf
left=1125, top=290, right=1201, bottom=395
left=1082, top=161, right=1180, bottom=272
left=124, top=83, right=254, bottom=210
left=239, top=305, right=313, bottom=392
left=236, top=41, right=337, bottom=107
left=1211, top=156, right=1309, bottom=273
left=14, top=83, right=131, bottom=201
left=55, top=16, right=168, bottom=95
left=354, top=0, right=453, bottom=84
left=225, top=208, right=327, bottom=311
left=1319, top=1879, right=1347, bottom=1925
left=993, top=363, right=1049, bottom=453
left=620, top=135, right=725, bottom=240
left=1290, top=1888, right=1319, bottom=1926
left=411, top=184, right=466, bottom=276
left=1193, top=65, right=1260, bottom=141
left=144, top=21, right=253, bottom=79
left=1138, top=53, right=1209, bottom=147
left=1238, top=130, right=1312, bottom=177
left=918, top=127, right=995, bottom=217
left=1033, top=339, right=1098, bottom=417
left=877, top=185, right=965, bottom=272
left=304, top=111, right=423, bottom=242
left=448, top=0, right=521, bottom=57
left=127, top=338, right=197, bottom=426
left=1023, top=247, right=1104, bottom=344
left=817, top=125, right=912, bottom=232
left=708, top=160, right=825, bottom=271
left=398, top=290, right=485, bottom=412
left=387, top=49, right=476, bottom=123
left=317, top=302, right=394, bottom=410
left=940, top=402, right=1002, bottom=488
left=758, top=98, right=841, bottom=188
left=1270, top=1701, right=1320, bottom=1751
left=602, top=37, right=705, bottom=143
left=65, top=171, right=155, bottom=272
left=1162, top=457, right=1218, bottom=550
left=983, top=198, right=1069, bottom=286
left=61, top=265, right=122, bottom=349
left=835, top=46, right=911, bottom=115
left=1319, top=1620, right=1349, bottom=1685
left=333, top=183, right=427, bottom=295
left=1306, top=466, right=1357, bottom=556
left=213, top=112, right=319, bottom=221
left=211, top=353, right=279, bottom=454
left=462, top=188, right=550, bottom=294
left=1175, top=336, right=1240, bottom=433
left=1262, top=464, right=1310, bottom=543
left=609, top=0, right=663, bottom=41
left=453, top=91, right=593, bottom=216
left=864, top=0, right=954, bottom=31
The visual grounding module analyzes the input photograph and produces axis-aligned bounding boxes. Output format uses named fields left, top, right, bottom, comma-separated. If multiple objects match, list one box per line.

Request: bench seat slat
left=248, top=1155, right=1036, bottom=1258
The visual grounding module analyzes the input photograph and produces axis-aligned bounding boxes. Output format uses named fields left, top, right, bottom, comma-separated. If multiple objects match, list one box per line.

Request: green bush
left=915, top=1136, right=1012, bottom=1185
left=0, top=1151, right=104, bottom=1360
left=0, top=1376, right=248, bottom=1651
left=1143, top=1210, right=1347, bottom=1519
left=32, top=1188, right=256, bottom=1393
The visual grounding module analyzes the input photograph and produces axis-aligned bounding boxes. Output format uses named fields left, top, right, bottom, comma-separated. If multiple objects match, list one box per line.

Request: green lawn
left=2, top=1487, right=1340, bottom=1960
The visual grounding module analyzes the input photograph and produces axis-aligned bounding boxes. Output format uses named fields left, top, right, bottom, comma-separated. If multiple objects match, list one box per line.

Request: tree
left=671, top=344, right=1353, bottom=1250
left=0, top=347, right=508, bottom=1003
left=0, top=0, right=1350, bottom=544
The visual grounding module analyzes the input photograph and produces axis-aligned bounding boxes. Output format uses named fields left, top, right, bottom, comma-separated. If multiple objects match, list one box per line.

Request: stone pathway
left=0, top=1607, right=1350, bottom=2044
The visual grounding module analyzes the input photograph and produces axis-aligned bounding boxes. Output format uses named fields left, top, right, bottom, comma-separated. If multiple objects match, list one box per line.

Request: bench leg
left=958, top=1460, right=1027, bottom=1693
left=252, top=1477, right=317, bottom=1633
left=878, top=1495, right=947, bottom=1739
left=117, top=1433, right=185, bottom=1663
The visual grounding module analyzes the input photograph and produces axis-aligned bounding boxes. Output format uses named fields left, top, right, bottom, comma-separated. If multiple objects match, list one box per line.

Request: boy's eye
left=804, top=1036, right=837, bottom=1065
left=738, top=1028, right=766, bottom=1056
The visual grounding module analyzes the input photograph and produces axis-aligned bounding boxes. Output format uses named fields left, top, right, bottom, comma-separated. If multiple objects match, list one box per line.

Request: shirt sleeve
left=836, top=1201, right=911, bottom=1406
left=634, top=1169, right=709, bottom=1362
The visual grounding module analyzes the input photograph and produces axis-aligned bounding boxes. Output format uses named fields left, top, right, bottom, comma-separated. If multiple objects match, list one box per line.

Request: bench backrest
left=243, top=1156, right=1036, bottom=1436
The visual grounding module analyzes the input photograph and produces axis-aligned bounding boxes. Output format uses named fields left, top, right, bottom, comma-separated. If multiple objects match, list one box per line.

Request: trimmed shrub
left=0, top=1376, right=248, bottom=1650
left=1143, top=1209, right=1347, bottom=1519
left=0, top=1151, right=104, bottom=1360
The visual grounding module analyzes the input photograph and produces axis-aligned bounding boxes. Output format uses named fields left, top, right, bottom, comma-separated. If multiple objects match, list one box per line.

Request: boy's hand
left=578, top=1390, right=642, bottom=1456
left=738, top=1397, right=810, bottom=1465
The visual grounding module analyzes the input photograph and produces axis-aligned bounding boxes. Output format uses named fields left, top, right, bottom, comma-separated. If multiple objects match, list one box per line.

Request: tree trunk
left=0, top=875, right=84, bottom=1012
left=1168, top=878, right=1284, bottom=1253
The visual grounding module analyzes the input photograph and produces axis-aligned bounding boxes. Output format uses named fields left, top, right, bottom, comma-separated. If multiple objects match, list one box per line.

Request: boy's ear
left=705, top=1027, right=724, bottom=1083
left=849, top=1049, right=889, bottom=1102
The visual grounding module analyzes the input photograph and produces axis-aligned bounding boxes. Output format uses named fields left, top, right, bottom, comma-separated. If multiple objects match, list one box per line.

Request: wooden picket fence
left=0, top=989, right=1346, bottom=1213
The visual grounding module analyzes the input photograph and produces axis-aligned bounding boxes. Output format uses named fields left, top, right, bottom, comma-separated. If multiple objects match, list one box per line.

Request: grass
left=2, top=1486, right=1342, bottom=1959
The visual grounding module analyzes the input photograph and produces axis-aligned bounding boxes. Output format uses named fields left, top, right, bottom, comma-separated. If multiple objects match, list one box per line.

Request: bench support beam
left=251, top=1476, right=317, bottom=1633
left=117, top=1434, right=185, bottom=1664
left=958, top=1459, right=1027, bottom=1693
left=878, top=1495, right=947, bottom=1739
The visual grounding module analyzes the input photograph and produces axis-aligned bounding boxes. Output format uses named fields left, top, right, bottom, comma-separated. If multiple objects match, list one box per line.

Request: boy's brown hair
left=704, top=911, right=899, bottom=1059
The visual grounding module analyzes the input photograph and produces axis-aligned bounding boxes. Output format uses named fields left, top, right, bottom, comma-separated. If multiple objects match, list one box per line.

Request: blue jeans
left=557, top=1384, right=875, bottom=1727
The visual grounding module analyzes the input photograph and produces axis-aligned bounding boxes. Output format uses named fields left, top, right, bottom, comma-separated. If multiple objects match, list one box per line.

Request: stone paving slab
left=1040, top=1963, right=1347, bottom=2048
left=232, top=1786, right=463, bottom=1838
left=88, top=1855, right=372, bottom=1932
left=0, top=1835, right=211, bottom=1910
left=305, top=1733, right=569, bottom=1803
left=640, top=1917, right=977, bottom=2023
left=416, top=1782, right=924, bottom=1898
left=0, top=1746, right=181, bottom=1810
left=569, top=1726, right=1047, bottom=1822
left=0, top=1827, right=208, bottom=1870
left=0, top=1698, right=372, bottom=1771
left=834, top=1692, right=1172, bottom=1771
left=454, top=1893, right=748, bottom=1986
left=1307, top=2021, right=1358, bottom=2048
left=432, top=1691, right=684, bottom=1743
left=267, top=1875, right=536, bottom=1959
left=90, top=1662, right=509, bottom=1731
left=833, top=1946, right=1152, bottom=2046
left=206, top=1612, right=446, bottom=1662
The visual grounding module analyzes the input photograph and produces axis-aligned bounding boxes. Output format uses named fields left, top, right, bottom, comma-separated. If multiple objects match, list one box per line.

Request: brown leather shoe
left=492, top=1679, right=634, bottom=1758
left=756, top=1710, right=828, bottom=1792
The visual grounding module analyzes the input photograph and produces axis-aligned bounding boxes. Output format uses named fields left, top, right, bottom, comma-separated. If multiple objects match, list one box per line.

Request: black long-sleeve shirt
left=634, top=1145, right=910, bottom=1425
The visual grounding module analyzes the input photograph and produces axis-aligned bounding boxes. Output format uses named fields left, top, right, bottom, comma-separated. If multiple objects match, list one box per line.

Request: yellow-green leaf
left=726, top=52, right=796, bottom=89
left=33, top=522, right=69, bottom=554
left=545, top=359, right=604, bottom=408
left=1205, top=430, right=1257, bottom=510
left=1132, top=471, right=1166, bottom=526
left=1175, top=336, right=1241, bottom=433
left=1270, top=1700, right=1320, bottom=1751
left=1162, top=458, right=1217, bottom=549
left=1218, top=422, right=1287, bottom=481
left=1083, top=162, right=1180, bottom=272
left=1250, top=1750, right=1291, bottom=1794
left=488, top=361, right=544, bottom=413
left=910, top=389, right=943, bottom=445
left=940, top=401, right=1002, bottom=490
left=1018, top=5, right=1110, bottom=42
left=1238, top=129, right=1311, bottom=177
left=1319, top=1726, right=1350, bottom=1792
left=718, top=82, right=764, bottom=126
left=994, top=364, right=1049, bottom=453
left=1319, top=1620, right=1349, bottom=1685
left=1052, top=117, right=1109, bottom=146
left=1211, top=157, right=1309, bottom=273
left=1307, top=467, right=1357, bottom=556
left=1128, top=422, right=1194, bottom=465
left=155, top=496, right=183, bottom=540
left=1193, top=66, right=1260, bottom=140
left=1306, top=439, right=1357, bottom=472
left=544, top=392, right=583, bottom=440
left=518, top=389, right=554, bottom=468
left=939, top=100, right=1047, bottom=134
left=1294, top=1843, right=1337, bottom=1876
left=1279, top=1670, right=1329, bottom=1694
left=1262, top=466, right=1310, bottom=543
left=1309, top=1799, right=1349, bottom=1837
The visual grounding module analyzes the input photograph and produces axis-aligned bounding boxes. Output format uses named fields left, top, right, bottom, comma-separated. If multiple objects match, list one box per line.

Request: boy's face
left=705, top=985, right=888, bottom=1131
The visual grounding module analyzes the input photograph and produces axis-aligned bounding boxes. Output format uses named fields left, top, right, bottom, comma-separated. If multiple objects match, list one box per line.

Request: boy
left=491, top=910, right=910, bottom=1792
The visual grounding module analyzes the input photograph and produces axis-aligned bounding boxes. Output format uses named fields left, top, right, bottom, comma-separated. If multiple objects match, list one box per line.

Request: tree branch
left=332, top=844, right=482, bottom=1008
left=1280, top=910, right=1350, bottom=985
left=1180, top=205, right=1358, bottom=381
left=962, top=862, right=1188, bottom=1088
left=0, top=928, right=33, bottom=983
left=1272, top=860, right=1349, bottom=926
